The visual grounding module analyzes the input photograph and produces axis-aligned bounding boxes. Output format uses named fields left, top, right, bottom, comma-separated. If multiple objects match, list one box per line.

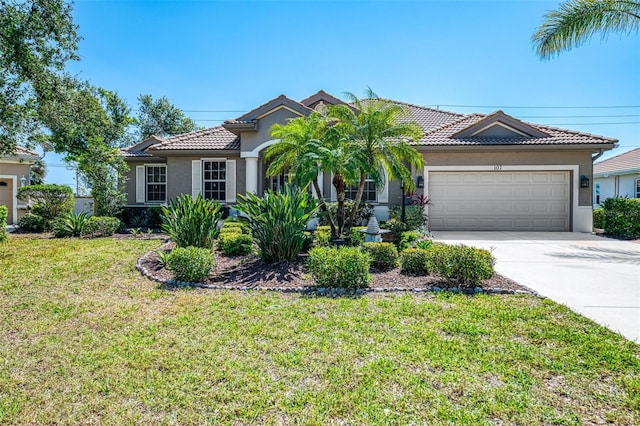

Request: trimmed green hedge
left=400, top=248, right=430, bottom=276
left=86, top=216, right=121, bottom=236
left=593, top=208, right=604, bottom=229
left=308, top=246, right=371, bottom=289
left=362, top=242, right=399, bottom=271
left=430, top=244, right=495, bottom=288
left=0, top=205, right=7, bottom=242
left=168, top=246, right=214, bottom=283
left=601, top=197, right=640, bottom=238
left=218, top=233, right=253, bottom=256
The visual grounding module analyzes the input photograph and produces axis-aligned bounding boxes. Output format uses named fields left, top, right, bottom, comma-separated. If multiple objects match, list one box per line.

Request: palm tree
left=532, top=0, right=640, bottom=59
left=328, top=88, right=424, bottom=230
left=265, top=111, right=338, bottom=236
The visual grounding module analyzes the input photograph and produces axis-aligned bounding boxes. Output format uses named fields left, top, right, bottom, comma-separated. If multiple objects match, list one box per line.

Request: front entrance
left=0, top=179, right=14, bottom=224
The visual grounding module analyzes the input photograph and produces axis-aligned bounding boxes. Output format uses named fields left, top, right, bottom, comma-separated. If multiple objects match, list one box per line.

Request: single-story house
left=593, top=147, right=640, bottom=206
left=0, top=147, right=39, bottom=224
left=121, top=90, right=617, bottom=232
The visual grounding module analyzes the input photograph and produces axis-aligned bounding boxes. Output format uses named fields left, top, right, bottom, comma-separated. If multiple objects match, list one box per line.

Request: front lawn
left=1, top=236, right=638, bottom=424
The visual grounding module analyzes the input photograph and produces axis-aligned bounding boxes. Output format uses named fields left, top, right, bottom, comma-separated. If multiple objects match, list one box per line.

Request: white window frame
left=635, top=178, right=640, bottom=198
left=202, top=159, right=227, bottom=202
left=345, top=175, right=377, bottom=202
left=145, top=165, right=167, bottom=203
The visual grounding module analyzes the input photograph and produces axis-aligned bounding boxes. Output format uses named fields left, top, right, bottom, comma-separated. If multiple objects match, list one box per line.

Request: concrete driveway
left=432, top=232, right=640, bottom=343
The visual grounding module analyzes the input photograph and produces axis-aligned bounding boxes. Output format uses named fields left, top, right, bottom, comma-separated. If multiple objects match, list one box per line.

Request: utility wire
left=428, top=104, right=640, bottom=109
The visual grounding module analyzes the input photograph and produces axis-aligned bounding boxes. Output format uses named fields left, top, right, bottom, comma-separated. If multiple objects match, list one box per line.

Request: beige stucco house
left=0, top=147, right=39, bottom=224
left=593, top=147, right=640, bottom=206
left=120, top=90, right=617, bottom=232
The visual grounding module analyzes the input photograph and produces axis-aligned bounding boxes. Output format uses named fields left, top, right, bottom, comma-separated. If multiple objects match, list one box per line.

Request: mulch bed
left=139, top=242, right=534, bottom=295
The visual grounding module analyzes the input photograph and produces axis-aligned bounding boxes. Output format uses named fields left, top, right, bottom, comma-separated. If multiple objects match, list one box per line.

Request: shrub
left=314, top=225, right=331, bottom=246
left=349, top=226, right=367, bottom=246
left=219, top=233, right=253, bottom=255
left=318, top=200, right=373, bottom=227
left=147, top=206, right=164, bottom=228
left=53, top=212, right=90, bottom=238
left=236, top=185, right=319, bottom=262
left=430, top=244, right=495, bottom=288
left=222, top=218, right=252, bottom=234
left=601, top=197, right=640, bottom=238
left=85, top=216, right=121, bottom=236
left=399, top=230, right=421, bottom=251
left=161, top=194, right=222, bottom=248
left=17, top=184, right=74, bottom=229
left=400, top=248, right=430, bottom=276
left=382, top=218, right=409, bottom=239
left=308, top=246, right=371, bottom=288
left=17, top=213, right=47, bottom=232
left=593, top=208, right=604, bottom=230
left=302, top=231, right=314, bottom=252
left=167, top=246, right=214, bottom=282
left=362, top=242, right=399, bottom=271
left=389, top=204, right=425, bottom=230
left=0, top=205, right=7, bottom=242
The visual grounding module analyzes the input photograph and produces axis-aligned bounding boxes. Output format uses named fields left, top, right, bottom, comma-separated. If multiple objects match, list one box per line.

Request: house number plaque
left=494, top=165, right=503, bottom=171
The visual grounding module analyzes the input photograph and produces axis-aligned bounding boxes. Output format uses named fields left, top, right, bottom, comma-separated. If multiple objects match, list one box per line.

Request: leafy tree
left=266, top=111, right=337, bottom=236
left=328, top=88, right=424, bottom=230
left=136, top=94, right=199, bottom=139
left=30, top=159, right=46, bottom=185
left=0, top=0, right=80, bottom=154
left=532, top=0, right=640, bottom=59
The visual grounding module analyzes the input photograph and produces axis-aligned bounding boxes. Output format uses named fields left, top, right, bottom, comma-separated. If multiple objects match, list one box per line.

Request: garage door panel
left=428, top=171, right=570, bottom=231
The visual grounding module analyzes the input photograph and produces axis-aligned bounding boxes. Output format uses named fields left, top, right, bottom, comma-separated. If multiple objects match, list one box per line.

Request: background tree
left=329, top=88, right=424, bottom=230
left=136, top=94, right=199, bottom=139
left=0, top=0, right=80, bottom=154
left=265, top=111, right=337, bottom=236
left=29, top=159, right=47, bottom=185
left=532, top=0, right=640, bottom=59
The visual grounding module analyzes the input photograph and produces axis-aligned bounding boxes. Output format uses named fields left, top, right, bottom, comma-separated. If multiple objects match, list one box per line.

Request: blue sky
left=46, top=0, right=640, bottom=188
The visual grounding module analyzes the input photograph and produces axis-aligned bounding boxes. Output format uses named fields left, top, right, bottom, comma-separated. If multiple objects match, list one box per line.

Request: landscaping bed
left=139, top=243, right=532, bottom=294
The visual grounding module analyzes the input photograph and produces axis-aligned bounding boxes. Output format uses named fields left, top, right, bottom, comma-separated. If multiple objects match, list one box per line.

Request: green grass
left=0, top=236, right=638, bottom=424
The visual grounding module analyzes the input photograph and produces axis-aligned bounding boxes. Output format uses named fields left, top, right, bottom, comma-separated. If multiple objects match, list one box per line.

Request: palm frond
left=532, top=0, right=640, bottom=59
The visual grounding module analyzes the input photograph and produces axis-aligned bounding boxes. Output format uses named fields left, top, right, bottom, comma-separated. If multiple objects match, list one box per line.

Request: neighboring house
left=0, top=147, right=39, bottom=224
left=120, top=90, right=617, bottom=232
left=593, top=147, right=640, bottom=206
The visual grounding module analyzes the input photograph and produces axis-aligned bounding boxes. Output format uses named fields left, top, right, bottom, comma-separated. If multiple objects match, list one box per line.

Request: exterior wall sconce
left=20, top=175, right=27, bottom=187
left=416, top=175, right=424, bottom=188
left=580, top=175, right=590, bottom=189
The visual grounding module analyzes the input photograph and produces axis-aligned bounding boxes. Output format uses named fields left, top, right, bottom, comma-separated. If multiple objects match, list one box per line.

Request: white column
left=245, top=157, right=258, bottom=195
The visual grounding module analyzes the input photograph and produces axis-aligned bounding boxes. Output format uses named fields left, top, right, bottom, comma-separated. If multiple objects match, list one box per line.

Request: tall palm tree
left=532, top=0, right=640, bottom=59
left=329, top=88, right=424, bottom=230
left=265, top=111, right=338, bottom=236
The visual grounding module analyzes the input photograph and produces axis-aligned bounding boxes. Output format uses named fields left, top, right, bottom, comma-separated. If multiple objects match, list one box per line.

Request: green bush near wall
left=308, top=246, right=371, bottom=289
left=0, top=205, right=7, bottom=242
left=601, top=197, right=640, bottom=238
left=593, top=208, right=604, bottom=229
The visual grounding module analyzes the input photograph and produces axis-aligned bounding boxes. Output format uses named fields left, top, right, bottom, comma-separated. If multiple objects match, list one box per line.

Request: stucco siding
left=239, top=108, right=301, bottom=153
left=594, top=173, right=640, bottom=205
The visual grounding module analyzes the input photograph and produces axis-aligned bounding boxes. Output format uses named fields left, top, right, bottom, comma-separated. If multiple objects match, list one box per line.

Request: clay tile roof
left=1, top=146, right=39, bottom=159
left=593, top=147, right=640, bottom=175
left=148, top=126, right=240, bottom=151
left=390, top=100, right=464, bottom=131
left=414, top=112, right=617, bottom=146
left=14, top=146, right=39, bottom=157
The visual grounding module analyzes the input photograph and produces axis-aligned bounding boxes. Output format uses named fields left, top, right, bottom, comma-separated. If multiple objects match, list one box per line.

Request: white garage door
left=428, top=171, right=570, bottom=231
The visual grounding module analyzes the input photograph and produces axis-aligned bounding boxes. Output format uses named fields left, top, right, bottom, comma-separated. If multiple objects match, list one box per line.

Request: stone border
left=135, top=245, right=544, bottom=298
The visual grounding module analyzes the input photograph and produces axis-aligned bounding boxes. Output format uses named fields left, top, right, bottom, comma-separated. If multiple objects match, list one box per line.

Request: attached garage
left=427, top=169, right=571, bottom=231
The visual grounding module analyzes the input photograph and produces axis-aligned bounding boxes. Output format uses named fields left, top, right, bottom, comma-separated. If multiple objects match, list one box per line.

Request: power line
left=520, top=114, right=640, bottom=119
left=429, top=104, right=640, bottom=109
left=539, top=121, right=640, bottom=126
